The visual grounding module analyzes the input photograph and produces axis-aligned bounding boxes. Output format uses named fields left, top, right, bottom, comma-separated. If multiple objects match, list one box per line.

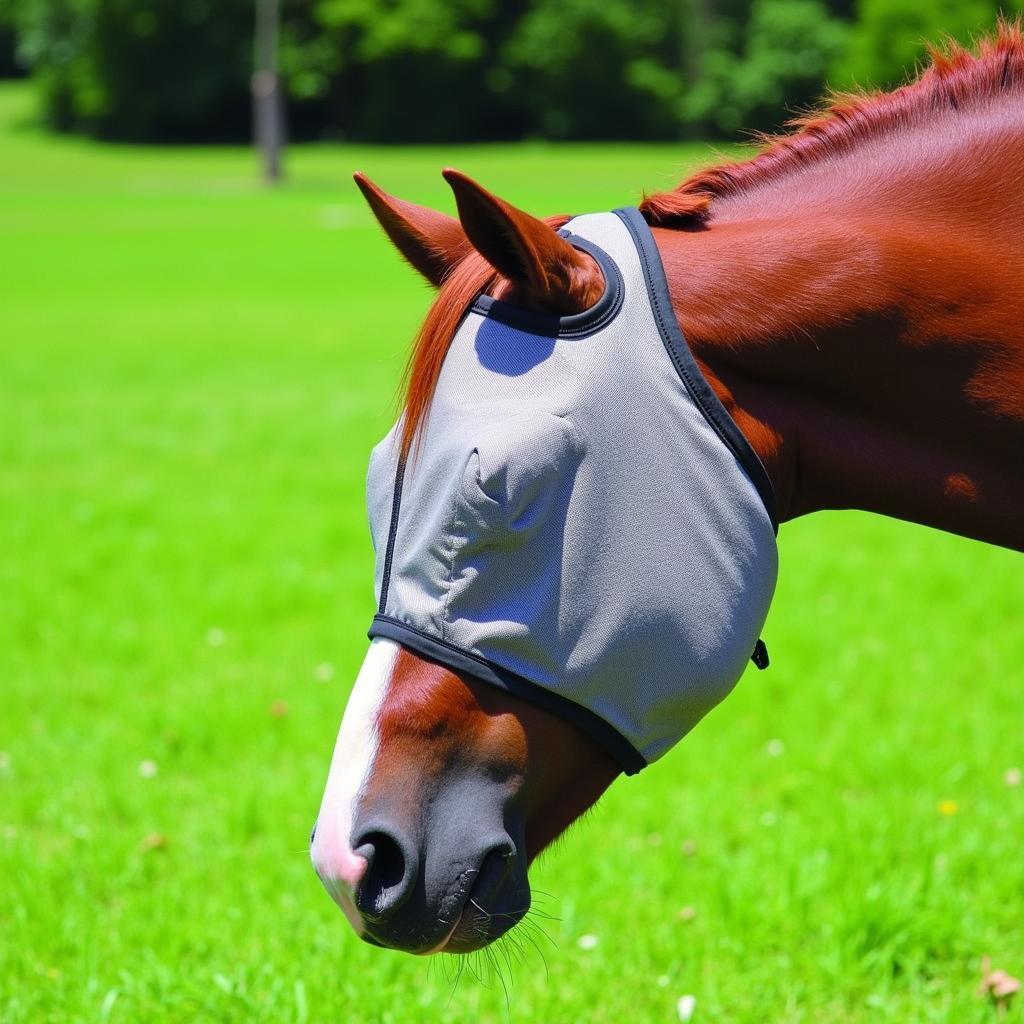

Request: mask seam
left=467, top=235, right=624, bottom=340
left=438, top=484, right=469, bottom=643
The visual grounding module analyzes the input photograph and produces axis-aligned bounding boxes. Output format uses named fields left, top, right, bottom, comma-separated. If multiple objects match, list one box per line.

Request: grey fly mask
left=365, top=207, right=778, bottom=774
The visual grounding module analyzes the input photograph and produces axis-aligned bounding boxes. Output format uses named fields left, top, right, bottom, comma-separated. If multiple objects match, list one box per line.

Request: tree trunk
left=253, top=0, right=284, bottom=182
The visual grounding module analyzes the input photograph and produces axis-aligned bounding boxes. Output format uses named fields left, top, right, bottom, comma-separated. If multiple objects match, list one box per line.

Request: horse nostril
left=353, top=829, right=416, bottom=919
left=472, top=840, right=516, bottom=897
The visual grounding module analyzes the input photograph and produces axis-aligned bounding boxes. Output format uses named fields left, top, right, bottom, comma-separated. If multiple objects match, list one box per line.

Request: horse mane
left=400, top=24, right=1024, bottom=457
left=640, top=20, right=1024, bottom=226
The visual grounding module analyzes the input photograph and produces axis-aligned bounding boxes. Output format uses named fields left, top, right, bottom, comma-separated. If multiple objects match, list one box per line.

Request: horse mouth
left=427, top=864, right=529, bottom=955
left=432, top=898, right=526, bottom=954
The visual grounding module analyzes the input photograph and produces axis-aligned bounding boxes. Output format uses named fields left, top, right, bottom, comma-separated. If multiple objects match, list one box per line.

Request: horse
left=310, top=27, right=1024, bottom=956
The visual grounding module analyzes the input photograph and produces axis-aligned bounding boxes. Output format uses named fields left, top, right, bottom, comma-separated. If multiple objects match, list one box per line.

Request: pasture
left=1, top=79, right=1022, bottom=1022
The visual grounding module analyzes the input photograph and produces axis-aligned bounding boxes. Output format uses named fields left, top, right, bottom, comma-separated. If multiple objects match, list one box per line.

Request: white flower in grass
left=1005, top=767, right=1022, bottom=787
left=314, top=662, right=335, bottom=683
left=576, top=933, right=599, bottom=951
left=319, top=205, right=353, bottom=231
left=138, top=759, right=158, bottom=779
left=677, top=994, right=697, bottom=1021
left=766, top=738, right=785, bottom=757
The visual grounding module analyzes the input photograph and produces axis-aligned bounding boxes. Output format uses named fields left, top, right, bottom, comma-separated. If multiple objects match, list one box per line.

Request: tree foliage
left=685, top=0, right=849, bottom=135
left=13, top=0, right=256, bottom=139
left=1, top=0, right=1016, bottom=141
left=834, top=0, right=1020, bottom=90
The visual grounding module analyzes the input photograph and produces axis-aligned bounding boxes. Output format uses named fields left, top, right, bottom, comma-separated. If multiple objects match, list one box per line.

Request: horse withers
left=311, top=29, right=1024, bottom=955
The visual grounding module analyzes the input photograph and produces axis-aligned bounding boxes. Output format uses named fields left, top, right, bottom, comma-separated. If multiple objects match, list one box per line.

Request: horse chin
left=432, top=897, right=528, bottom=955
left=364, top=892, right=526, bottom=955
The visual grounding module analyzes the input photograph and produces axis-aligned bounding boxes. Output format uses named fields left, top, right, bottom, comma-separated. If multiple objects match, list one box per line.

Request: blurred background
left=2, top=3, right=1023, bottom=1023
left=3, top=0, right=1024, bottom=146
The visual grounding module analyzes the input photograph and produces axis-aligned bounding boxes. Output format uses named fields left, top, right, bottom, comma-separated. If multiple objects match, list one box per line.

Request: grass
left=1, top=79, right=1022, bottom=1023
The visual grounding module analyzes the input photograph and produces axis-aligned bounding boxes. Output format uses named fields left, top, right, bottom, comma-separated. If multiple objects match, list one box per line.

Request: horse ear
left=353, top=172, right=471, bottom=287
left=441, top=168, right=604, bottom=314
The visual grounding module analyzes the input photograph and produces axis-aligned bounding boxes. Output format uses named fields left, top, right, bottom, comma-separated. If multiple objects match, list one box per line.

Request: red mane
left=640, top=21, right=1024, bottom=226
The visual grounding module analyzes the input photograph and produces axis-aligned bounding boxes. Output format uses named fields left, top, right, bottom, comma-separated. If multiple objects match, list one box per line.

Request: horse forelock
left=400, top=215, right=572, bottom=459
left=640, top=21, right=1024, bottom=228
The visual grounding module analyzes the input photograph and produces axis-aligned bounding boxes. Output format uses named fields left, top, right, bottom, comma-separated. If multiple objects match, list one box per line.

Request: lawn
left=1, top=80, right=1022, bottom=1023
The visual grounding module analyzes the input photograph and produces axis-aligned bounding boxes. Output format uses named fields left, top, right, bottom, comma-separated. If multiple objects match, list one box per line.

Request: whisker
left=521, top=929, right=550, bottom=977
left=465, top=950, right=484, bottom=988
left=528, top=888, right=561, bottom=903
left=484, top=943, right=512, bottom=1015
left=445, top=953, right=467, bottom=1005
left=523, top=906, right=561, bottom=922
left=522, top=914, right=558, bottom=949
left=495, top=933, right=515, bottom=977
left=469, top=897, right=491, bottom=921
left=499, top=930, right=524, bottom=967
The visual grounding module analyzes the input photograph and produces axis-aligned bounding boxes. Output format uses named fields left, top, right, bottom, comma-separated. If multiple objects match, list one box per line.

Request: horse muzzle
left=311, top=777, right=530, bottom=954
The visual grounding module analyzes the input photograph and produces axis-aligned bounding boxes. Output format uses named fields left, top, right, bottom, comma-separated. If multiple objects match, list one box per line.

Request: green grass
left=1, top=80, right=1022, bottom=1023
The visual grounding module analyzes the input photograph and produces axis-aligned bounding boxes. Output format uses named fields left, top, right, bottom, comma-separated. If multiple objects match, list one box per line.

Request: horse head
left=310, top=171, right=778, bottom=953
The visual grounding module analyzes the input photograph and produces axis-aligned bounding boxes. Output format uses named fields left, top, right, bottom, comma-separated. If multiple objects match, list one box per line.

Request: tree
left=16, top=0, right=255, bottom=139
left=835, top=0, right=1002, bottom=90
left=684, top=0, right=849, bottom=134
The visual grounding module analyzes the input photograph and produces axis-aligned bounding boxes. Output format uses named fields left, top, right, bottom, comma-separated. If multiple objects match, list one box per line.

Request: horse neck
left=654, top=158, right=1024, bottom=551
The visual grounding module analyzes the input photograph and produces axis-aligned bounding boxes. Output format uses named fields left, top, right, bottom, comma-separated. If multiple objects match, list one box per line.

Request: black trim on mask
left=614, top=206, right=779, bottom=533
left=368, top=614, right=648, bottom=776
left=376, top=455, right=406, bottom=615
left=469, top=235, right=624, bottom=340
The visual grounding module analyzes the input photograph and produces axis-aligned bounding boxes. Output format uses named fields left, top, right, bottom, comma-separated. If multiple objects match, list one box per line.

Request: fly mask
left=365, top=207, right=779, bottom=774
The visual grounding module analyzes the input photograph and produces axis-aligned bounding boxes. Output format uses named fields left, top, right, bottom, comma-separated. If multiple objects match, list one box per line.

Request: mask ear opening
left=442, top=168, right=605, bottom=315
